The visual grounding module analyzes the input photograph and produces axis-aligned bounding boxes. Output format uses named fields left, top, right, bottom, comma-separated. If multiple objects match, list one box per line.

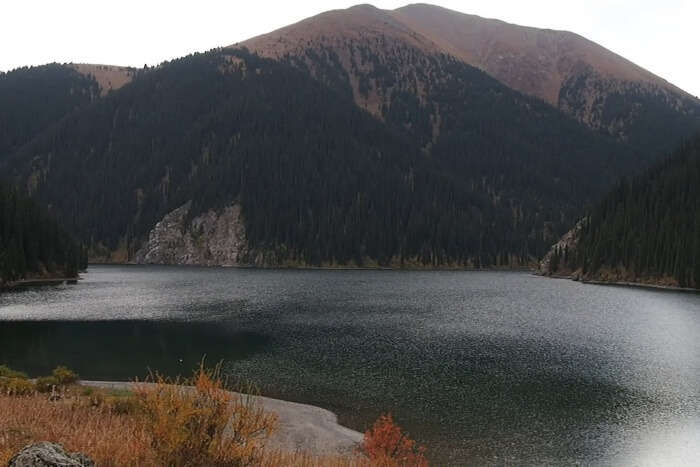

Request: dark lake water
left=1, top=265, right=699, bottom=465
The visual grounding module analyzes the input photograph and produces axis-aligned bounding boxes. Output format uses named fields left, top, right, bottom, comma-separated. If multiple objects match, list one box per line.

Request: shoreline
left=1, top=276, right=79, bottom=291
left=88, top=262, right=533, bottom=272
left=534, top=272, right=700, bottom=293
left=582, top=279, right=700, bottom=293
left=81, top=380, right=363, bottom=456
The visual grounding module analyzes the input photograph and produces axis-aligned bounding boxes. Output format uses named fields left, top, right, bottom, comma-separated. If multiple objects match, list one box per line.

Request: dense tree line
left=558, top=135, right=700, bottom=288
left=1, top=47, right=696, bottom=267
left=0, top=183, right=86, bottom=284
left=0, top=64, right=99, bottom=160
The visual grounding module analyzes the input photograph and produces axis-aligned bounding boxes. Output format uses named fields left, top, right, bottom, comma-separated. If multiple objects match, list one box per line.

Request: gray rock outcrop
left=9, top=442, right=94, bottom=467
left=133, top=201, right=248, bottom=266
left=538, top=219, right=584, bottom=277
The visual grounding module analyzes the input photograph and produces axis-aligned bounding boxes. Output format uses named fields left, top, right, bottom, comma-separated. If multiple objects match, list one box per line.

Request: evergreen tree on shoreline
left=0, top=184, right=85, bottom=284
left=561, top=135, right=700, bottom=288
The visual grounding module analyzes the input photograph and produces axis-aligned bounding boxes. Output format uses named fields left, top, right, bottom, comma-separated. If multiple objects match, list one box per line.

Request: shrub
left=52, top=366, right=78, bottom=385
left=0, top=365, right=28, bottom=379
left=107, top=395, right=141, bottom=415
left=362, top=414, right=428, bottom=467
left=35, top=376, right=59, bottom=393
left=34, top=367, right=78, bottom=393
left=134, top=362, right=278, bottom=466
left=0, top=377, right=35, bottom=395
left=0, top=363, right=406, bottom=466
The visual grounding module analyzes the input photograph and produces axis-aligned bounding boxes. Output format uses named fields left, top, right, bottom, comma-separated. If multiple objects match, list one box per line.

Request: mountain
left=242, top=4, right=700, bottom=160
left=540, top=134, right=700, bottom=289
left=0, top=64, right=99, bottom=161
left=1, top=4, right=698, bottom=268
left=1, top=48, right=631, bottom=267
left=0, top=182, right=86, bottom=286
left=0, top=63, right=134, bottom=162
left=392, top=4, right=691, bottom=101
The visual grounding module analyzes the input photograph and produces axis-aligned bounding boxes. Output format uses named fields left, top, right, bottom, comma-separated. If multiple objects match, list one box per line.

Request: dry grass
left=0, top=391, right=373, bottom=466
left=0, top=364, right=428, bottom=466
left=260, top=450, right=373, bottom=466
left=0, top=390, right=153, bottom=465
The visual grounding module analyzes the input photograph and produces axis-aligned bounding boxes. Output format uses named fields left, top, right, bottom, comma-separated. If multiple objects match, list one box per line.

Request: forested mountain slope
left=2, top=48, right=631, bottom=267
left=3, top=4, right=698, bottom=269
left=0, top=183, right=85, bottom=286
left=540, top=134, right=700, bottom=289
left=0, top=64, right=100, bottom=160
left=0, top=63, right=134, bottom=163
left=243, top=4, right=700, bottom=162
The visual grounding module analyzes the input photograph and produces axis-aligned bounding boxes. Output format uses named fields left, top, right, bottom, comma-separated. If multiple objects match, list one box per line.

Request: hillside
left=1, top=48, right=632, bottom=267
left=540, top=134, right=700, bottom=289
left=0, top=64, right=100, bottom=160
left=393, top=4, right=687, bottom=102
left=1, top=4, right=698, bottom=268
left=0, top=63, right=135, bottom=163
left=243, top=4, right=700, bottom=160
left=69, top=63, right=135, bottom=95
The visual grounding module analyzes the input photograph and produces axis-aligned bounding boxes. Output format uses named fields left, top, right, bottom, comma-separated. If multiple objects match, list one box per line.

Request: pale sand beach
left=81, top=381, right=363, bottom=456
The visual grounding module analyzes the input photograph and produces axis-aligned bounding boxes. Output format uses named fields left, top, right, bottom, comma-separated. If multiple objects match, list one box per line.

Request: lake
left=1, top=265, right=699, bottom=465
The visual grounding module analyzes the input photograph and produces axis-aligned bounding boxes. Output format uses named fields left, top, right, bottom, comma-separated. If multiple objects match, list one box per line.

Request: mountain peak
left=241, top=3, right=693, bottom=106
left=240, top=3, right=441, bottom=61
left=348, top=3, right=380, bottom=11
left=236, top=3, right=699, bottom=154
left=391, top=3, right=681, bottom=104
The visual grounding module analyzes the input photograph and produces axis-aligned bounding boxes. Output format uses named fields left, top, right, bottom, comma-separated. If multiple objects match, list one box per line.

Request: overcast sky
left=1, top=0, right=698, bottom=96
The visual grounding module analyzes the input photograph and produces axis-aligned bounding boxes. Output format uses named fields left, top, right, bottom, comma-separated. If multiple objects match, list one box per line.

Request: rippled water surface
left=1, top=266, right=699, bottom=465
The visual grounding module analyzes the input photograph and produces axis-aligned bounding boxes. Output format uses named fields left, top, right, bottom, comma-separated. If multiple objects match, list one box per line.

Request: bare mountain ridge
left=239, top=3, right=699, bottom=140
left=393, top=4, right=689, bottom=103
left=70, top=63, right=135, bottom=95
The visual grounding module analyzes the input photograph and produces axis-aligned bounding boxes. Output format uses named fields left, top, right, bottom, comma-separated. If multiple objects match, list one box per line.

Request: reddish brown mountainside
left=239, top=3, right=698, bottom=137
left=240, top=4, right=439, bottom=58
left=239, top=4, right=446, bottom=116
left=392, top=4, right=689, bottom=104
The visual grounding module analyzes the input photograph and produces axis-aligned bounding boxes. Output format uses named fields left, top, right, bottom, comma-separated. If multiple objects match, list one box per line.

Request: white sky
left=1, top=0, right=698, bottom=97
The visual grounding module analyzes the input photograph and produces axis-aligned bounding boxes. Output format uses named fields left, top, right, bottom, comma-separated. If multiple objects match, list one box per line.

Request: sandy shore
left=81, top=381, right=363, bottom=456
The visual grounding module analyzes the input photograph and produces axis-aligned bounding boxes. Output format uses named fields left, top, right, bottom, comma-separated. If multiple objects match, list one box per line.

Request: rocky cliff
left=538, top=220, right=583, bottom=278
left=133, top=201, right=248, bottom=266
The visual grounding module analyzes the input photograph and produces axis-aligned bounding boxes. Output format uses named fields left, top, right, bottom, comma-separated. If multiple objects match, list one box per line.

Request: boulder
left=8, top=442, right=94, bottom=467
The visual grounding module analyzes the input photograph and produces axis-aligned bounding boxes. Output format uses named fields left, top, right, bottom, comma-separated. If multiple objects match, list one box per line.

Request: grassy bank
left=0, top=364, right=428, bottom=466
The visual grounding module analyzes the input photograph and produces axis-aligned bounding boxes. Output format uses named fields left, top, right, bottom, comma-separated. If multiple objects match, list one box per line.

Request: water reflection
left=0, top=320, right=270, bottom=379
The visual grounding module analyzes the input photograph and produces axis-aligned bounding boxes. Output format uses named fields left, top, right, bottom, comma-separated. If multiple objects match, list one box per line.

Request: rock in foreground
left=9, top=442, right=94, bottom=467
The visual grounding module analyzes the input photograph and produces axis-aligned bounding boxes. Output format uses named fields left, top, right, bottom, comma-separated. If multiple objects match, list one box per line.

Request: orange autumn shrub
left=362, top=414, right=428, bottom=467
left=134, top=362, right=278, bottom=467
